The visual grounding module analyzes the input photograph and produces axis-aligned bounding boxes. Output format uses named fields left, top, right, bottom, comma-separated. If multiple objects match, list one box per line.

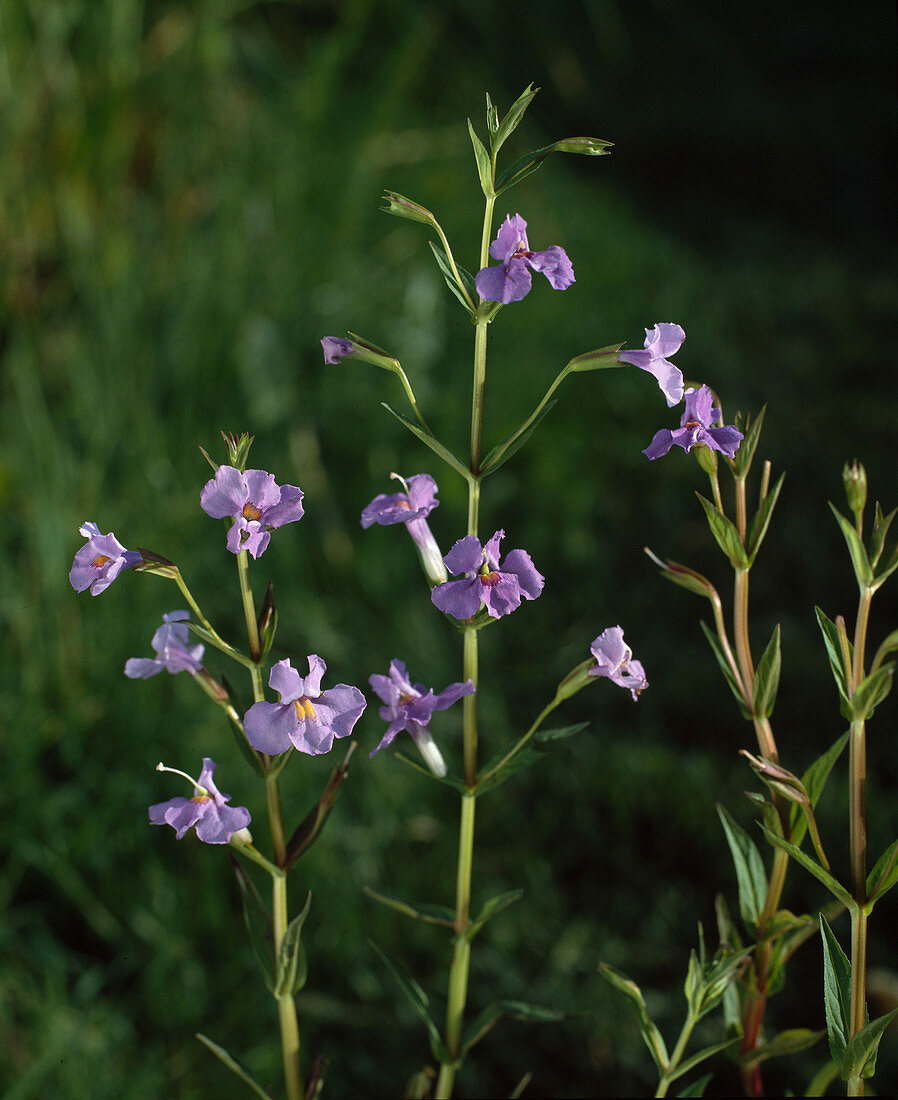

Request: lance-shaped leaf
left=814, top=607, right=853, bottom=709
left=873, top=541, right=898, bottom=589
left=866, top=837, right=898, bottom=912
left=195, top=1033, right=271, bottom=1100
left=490, top=83, right=538, bottom=156
left=468, top=118, right=494, bottom=197
left=496, top=136, right=612, bottom=193
left=830, top=502, right=873, bottom=587
left=474, top=746, right=544, bottom=796
left=369, top=940, right=450, bottom=1063
left=283, top=743, right=356, bottom=872
left=480, top=399, right=558, bottom=477
left=597, top=963, right=669, bottom=1073
left=871, top=627, right=898, bottom=675
left=842, top=1008, right=898, bottom=1081
left=674, top=1073, right=713, bottom=1097
left=700, top=622, right=752, bottom=719
left=533, top=721, right=590, bottom=742
left=744, top=1028, right=825, bottom=1064
left=869, top=502, right=896, bottom=568
left=273, top=891, right=312, bottom=997
left=820, top=914, right=851, bottom=1071
left=762, top=828, right=853, bottom=908
left=460, top=890, right=524, bottom=944
left=752, top=624, right=782, bottom=718
left=460, top=999, right=566, bottom=1060
left=717, top=804, right=768, bottom=931
left=380, top=403, right=471, bottom=482
left=696, top=493, right=749, bottom=569
left=257, top=580, right=277, bottom=659
left=848, top=663, right=895, bottom=722
left=667, top=1037, right=741, bottom=1088
left=732, top=406, right=767, bottom=479
left=746, top=471, right=785, bottom=564
left=362, top=886, right=455, bottom=928
left=428, top=241, right=476, bottom=314
left=230, top=856, right=274, bottom=991
left=789, top=730, right=849, bottom=850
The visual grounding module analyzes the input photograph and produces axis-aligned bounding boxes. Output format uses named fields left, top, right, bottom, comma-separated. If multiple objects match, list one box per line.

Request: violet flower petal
left=321, top=337, right=355, bottom=364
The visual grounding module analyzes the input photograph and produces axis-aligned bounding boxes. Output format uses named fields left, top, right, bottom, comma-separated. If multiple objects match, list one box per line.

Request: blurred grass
left=1, top=1, right=896, bottom=1096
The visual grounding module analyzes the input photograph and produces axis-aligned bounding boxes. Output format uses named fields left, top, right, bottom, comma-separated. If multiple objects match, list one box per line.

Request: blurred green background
left=2, top=1, right=897, bottom=1096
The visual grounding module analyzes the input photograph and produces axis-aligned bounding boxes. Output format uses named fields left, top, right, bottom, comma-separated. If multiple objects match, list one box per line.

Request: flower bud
left=843, top=460, right=867, bottom=523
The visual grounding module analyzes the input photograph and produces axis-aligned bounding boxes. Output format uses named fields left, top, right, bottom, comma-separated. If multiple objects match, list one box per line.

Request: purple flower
left=321, top=337, right=355, bottom=364
left=368, top=659, right=475, bottom=777
left=618, top=323, right=686, bottom=407
left=361, top=473, right=447, bottom=585
left=431, top=530, right=544, bottom=620
left=244, top=657, right=366, bottom=756
left=149, top=758, right=251, bottom=844
left=125, top=610, right=205, bottom=679
left=588, top=626, right=648, bottom=701
left=643, top=385, right=743, bottom=461
left=69, top=521, right=142, bottom=596
left=475, top=214, right=574, bottom=304
left=200, top=466, right=304, bottom=558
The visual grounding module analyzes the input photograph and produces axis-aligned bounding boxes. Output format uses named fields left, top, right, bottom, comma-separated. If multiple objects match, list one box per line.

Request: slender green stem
left=851, top=588, right=873, bottom=693
left=392, top=362, right=433, bottom=434
left=273, top=873, right=303, bottom=1100
left=708, top=465, right=724, bottom=515
left=434, top=222, right=475, bottom=312
left=733, top=568, right=756, bottom=706
left=470, top=194, right=495, bottom=472
left=462, top=628, right=479, bottom=786
left=476, top=696, right=558, bottom=789
left=171, top=569, right=255, bottom=669
left=655, top=1011, right=697, bottom=1098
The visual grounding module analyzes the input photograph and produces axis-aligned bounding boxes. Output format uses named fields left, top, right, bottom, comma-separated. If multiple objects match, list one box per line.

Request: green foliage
left=716, top=803, right=768, bottom=931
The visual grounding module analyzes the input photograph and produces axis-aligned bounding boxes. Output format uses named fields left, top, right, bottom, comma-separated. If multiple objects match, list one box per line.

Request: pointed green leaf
left=866, top=837, right=898, bottom=910
left=273, top=892, right=312, bottom=997
left=485, top=92, right=499, bottom=136
left=674, top=1074, right=713, bottom=1097
left=380, top=403, right=471, bottom=482
left=362, top=886, right=455, bottom=927
left=814, top=607, right=852, bottom=710
left=843, top=1007, right=898, bottom=1080
left=752, top=625, right=782, bottom=718
left=869, top=504, right=896, bottom=568
left=820, top=914, right=851, bottom=1071
left=732, top=406, right=767, bottom=478
left=195, top=1034, right=271, bottom=1100
left=283, top=744, right=355, bottom=872
left=746, top=472, right=785, bottom=564
left=460, top=999, right=566, bottom=1059
left=747, top=1028, right=825, bottom=1063
left=669, top=1036, right=741, bottom=1084
left=393, top=751, right=470, bottom=793
left=762, top=828, right=853, bottom=907
left=533, top=721, right=590, bottom=743
left=829, top=503, right=873, bottom=586
left=700, top=622, right=751, bottom=719
left=230, top=857, right=275, bottom=992
left=848, top=663, right=894, bottom=722
left=696, top=493, right=749, bottom=568
left=789, top=730, right=849, bottom=846
left=717, top=804, right=768, bottom=930
left=597, top=963, right=669, bottom=1072
left=872, top=541, right=898, bottom=589
left=495, top=137, right=611, bottom=194
left=468, top=119, right=494, bottom=197
left=428, top=241, right=476, bottom=314
left=369, top=940, right=450, bottom=1063
left=491, top=83, right=538, bottom=156
left=480, top=400, right=558, bottom=476
left=474, top=747, right=544, bottom=796
left=462, top=890, right=524, bottom=944
left=871, top=627, right=898, bottom=674
left=257, top=580, right=277, bottom=659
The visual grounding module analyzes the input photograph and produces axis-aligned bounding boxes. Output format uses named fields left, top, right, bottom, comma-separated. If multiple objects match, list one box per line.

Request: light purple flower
left=431, top=530, right=544, bottom=620
left=643, top=385, right=743, bottom=461
left=125, top=610, right=205, bottom=679
left=69, top=521, right=142, bottom=596
left=475, top=214, right=575, bottom=304
left=321, top=337, right=355, bottom=364
left=200, top=466, right=304, bottom=558
left=361, top=473, right=447, bottom=585
left=149, top=758, right=251, bottom=844
left=368, top=659, right=475, bottom=776
left=588, top=626, right=648, bottom=701
left=244, top=657, right=366, bottom=756
left=618, top=323, right=686, bottom=407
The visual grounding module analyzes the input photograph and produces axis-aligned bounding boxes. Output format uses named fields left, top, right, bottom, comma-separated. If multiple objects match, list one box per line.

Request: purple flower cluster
left=69, top=522, right=142, bottom=596
left=475, top=214, right=574, bottom=304
left=125, top=610, right=204, bottom=679
left=588, top=626, right=648, bottom=701
left=431, top=531, right=544, bottom=620
left=200, top=466, right=304, bottom=558
left=643, top=385, right=743, bottom=461
left=149, top=758, right=251, bottom=844
left=244, top=657, right=366, bottom=756
left=369, top=659, right=474, bottom=776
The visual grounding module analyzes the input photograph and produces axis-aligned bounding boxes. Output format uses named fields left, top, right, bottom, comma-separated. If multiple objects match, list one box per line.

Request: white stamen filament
left=155, top=761, right=208, bottom=796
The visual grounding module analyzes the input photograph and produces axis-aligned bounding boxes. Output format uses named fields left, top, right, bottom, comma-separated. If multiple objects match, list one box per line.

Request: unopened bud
left=843, top=460, right=867, bottom=522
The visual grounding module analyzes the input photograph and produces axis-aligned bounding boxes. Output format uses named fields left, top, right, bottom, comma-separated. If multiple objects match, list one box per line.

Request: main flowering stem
left=236, top=550, right=301, bottom=1099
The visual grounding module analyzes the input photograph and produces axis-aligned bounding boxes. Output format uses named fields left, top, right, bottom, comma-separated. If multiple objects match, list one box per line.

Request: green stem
left=655, top=1011, right=697, bottom=1097
left=171, top=569, right=255, bottom=670
left=470, top=194, right=495, bottom=472
left=273, top=873, right=303, bottom=1100
left=392, top=362, right=433, bottom=435
left=476, top=696, right=558, bottom=789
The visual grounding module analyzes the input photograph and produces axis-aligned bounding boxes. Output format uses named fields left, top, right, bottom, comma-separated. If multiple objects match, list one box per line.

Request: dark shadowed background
left=2, top=1, right=896, bottom=1096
